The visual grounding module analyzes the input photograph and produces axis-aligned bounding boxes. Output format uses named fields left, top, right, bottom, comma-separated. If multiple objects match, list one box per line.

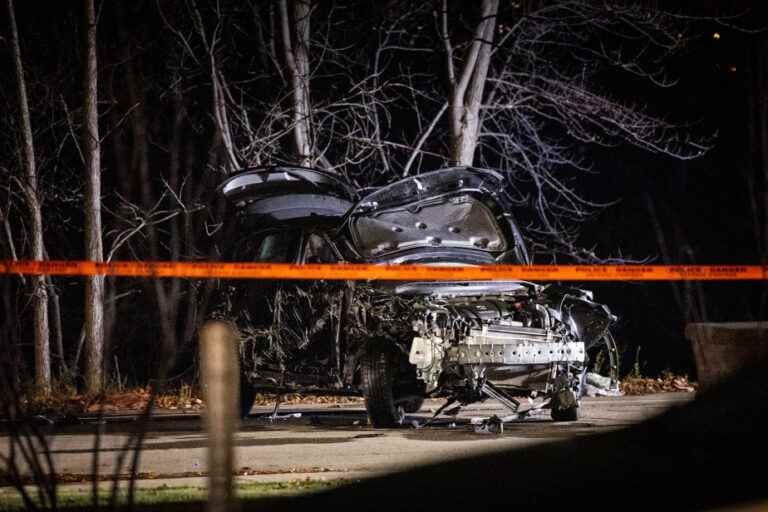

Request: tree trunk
left=151, top=90, right=184, bottom=377
left=187, top=1, right=239, bottom=173
left=447, top=0, right=498, bottom=166
left=1, top=209, right=23, bottom=370
left=47, top=275, right=65, bottom=376
left=757, top=39, right=768, bottom=316
left=279, top=0, right=313, bottom=167
left=182, top=136, right=201, bottom=349
left=41, top=250, right=67, bottom=378
left=8, top=0, right=51, bottom=393
left=83, top=0, right=105, bottom=394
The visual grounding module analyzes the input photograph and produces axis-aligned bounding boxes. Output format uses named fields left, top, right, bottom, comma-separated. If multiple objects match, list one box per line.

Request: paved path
left=0, top=393, right=692, bottom=491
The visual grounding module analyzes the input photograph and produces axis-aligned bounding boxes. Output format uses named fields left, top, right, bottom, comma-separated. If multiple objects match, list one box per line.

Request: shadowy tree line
left=0, top=0, right=751, bottom=393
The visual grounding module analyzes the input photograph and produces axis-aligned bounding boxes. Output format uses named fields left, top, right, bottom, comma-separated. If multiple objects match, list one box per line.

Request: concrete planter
left=685, top=322, right=768, bottom=391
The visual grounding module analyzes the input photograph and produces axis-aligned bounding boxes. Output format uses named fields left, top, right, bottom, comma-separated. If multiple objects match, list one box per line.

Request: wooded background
left=1, top=0, right=766, bottom=394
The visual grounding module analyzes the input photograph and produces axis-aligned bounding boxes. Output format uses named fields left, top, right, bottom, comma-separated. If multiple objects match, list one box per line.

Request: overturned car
left=210, top=166, right=619, bottom=427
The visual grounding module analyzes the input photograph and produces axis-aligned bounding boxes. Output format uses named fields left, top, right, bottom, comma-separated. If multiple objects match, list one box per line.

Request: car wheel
left=394, top=358, right=426, bottom=413
left=362, top=341, right=405, bottom=428
left=240, top=376, right=259, bottom=419
left=581, top=329, right=621, bottom=397
left=598, top=329, right=620, bottom=390
left=400, top=396, right=425, bottom=414
left=550, top=387, right=579, bottom=422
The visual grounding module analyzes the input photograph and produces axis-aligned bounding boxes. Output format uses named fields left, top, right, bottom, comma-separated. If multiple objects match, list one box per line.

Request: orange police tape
left=2, top=260, right=767, bottom=281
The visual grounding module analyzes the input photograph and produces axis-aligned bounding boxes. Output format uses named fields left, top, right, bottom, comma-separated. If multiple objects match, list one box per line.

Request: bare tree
left=279, top=0, right=313, bottom=167
left=0, top=171, right=24, bottom=378
left=424, top=2, right=712, bottom=259
left=149, top=0, right=714, bottom=268
left=7, top=0, right=50, bottom=393
left=83, top=0, right=104, bottom=393
left=163, top=2, right=413, bottom=181
left=186, top=0, right=241, bottom=173
left=443, top=0, right=499, bottom=166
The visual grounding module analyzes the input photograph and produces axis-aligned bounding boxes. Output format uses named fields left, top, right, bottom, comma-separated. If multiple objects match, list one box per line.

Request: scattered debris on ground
left=582, top=372, right=623, bottom=397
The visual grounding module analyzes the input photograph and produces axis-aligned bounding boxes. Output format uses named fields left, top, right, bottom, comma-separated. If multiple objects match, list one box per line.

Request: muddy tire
left=240, top=378, right=258, bottom=419
left=362, top=342, right=405, bottom=428
left=401, top=396, right=425, bottom=414
left=550, top=387, right=579, bottom=422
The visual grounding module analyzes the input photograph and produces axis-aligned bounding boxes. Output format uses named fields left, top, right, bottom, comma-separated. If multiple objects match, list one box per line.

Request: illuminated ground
left=0, top=393, right=692, bottom=493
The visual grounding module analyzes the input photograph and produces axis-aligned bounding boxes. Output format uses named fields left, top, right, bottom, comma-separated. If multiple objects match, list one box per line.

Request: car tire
left=550, top=387, right=579, bottom=422
left=240, top=377, right=259, bottom=419
left=598, top=329, right=620, bottom=391
left=401, top=396, right=425, bottom=414
left=362, top=341, right=405, bottom=428
left=580, top=329, right=621, bottom=398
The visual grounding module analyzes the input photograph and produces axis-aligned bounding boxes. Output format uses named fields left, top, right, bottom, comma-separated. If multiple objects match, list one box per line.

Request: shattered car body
left=212, top=166, right=619, bottom=426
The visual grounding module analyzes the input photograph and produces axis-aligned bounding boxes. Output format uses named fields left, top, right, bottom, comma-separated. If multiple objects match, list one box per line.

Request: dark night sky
left=574, top=4, right=768, bottom=374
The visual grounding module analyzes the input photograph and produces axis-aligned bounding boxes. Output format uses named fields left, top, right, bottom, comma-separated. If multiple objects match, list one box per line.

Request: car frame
left=209, top=165, right=619, bottom=426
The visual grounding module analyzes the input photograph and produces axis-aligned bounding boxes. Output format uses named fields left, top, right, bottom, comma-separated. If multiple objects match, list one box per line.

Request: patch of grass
left=0, top=479, right=348, bottom=510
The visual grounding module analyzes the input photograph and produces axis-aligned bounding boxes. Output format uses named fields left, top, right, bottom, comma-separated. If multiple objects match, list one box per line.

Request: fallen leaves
left=86, top=390, right=151, bottom=412
left=256, top=394, right=363, bottom=406
left=15, top=385, right=363, bottom=417
left=15, top=374, right=693, bottom=418
left=620, top=373, right=696, bottom=395
left=236, top=466, right=337, bottom=477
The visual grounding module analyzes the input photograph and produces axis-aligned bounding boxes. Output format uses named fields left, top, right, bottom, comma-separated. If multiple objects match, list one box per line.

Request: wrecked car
left=210, top=165, right=619, bottom=427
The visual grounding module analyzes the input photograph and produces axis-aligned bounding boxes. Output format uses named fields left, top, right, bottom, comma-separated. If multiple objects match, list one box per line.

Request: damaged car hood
left=347, top=167, right=530, bottom=265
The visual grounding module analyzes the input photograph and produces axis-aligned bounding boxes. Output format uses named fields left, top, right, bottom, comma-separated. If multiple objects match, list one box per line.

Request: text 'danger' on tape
left=2, top=260, right=767, bottom=281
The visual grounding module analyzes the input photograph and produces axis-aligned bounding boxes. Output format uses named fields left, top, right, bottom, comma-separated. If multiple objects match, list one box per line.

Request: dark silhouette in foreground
left=264, top=358, right=768, bottom=511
